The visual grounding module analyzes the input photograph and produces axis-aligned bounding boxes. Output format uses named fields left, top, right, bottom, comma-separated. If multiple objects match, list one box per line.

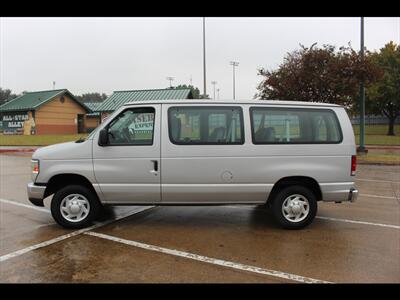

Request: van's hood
left=32, top=140, right=92, bottom=160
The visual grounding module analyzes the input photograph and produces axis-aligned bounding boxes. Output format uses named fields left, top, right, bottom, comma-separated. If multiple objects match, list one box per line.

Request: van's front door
left=92, top=105, right=161, bottom=204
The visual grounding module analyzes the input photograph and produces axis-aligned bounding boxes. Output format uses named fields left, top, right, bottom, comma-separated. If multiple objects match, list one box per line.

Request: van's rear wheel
left=271, top=185, right=317, bottom=229
left=51, top=185, right=100, bottom=229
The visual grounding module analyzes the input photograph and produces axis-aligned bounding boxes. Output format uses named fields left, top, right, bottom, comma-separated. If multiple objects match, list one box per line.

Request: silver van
left=27, top=100, right=358, bottom=229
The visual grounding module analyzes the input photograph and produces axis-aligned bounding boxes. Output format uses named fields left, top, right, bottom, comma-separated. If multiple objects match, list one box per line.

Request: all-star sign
left=1, top=112, right=30, bottom=134
left=2, top=113, right=29, bottom=126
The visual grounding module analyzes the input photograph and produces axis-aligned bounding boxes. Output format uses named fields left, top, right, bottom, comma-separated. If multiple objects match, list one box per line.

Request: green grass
left=0, top=132, right=152, bottom=146
left=0, top=134, right=88, bottom=146
left=352, top=124, right=400, bottom=135
left=354, top=134, right=400, bottom=145
left=353, top=124, right=400, bottom=145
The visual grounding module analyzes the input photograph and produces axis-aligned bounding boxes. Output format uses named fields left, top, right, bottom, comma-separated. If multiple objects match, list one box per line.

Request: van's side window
left=107, top=107, right=155, bottom=145
left=169, top=106, right=244, bottom=145
left=250, top=107, right=342, bottom=144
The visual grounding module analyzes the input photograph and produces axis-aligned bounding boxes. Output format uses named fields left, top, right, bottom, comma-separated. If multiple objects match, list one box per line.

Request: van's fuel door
left=221, top=170, right=233, bottom=182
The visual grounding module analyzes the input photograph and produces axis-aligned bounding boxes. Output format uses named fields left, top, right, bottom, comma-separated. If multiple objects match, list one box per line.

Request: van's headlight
left=31, top=159, right=40, bottom=182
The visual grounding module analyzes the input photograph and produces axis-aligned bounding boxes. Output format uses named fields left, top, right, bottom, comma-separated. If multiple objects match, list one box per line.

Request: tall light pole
left=358, top=17, right=367, bottom=154
left=216, top=88, right=220, bottom=100
left=211, top=81, right=217, bottom=99
left=203, top=17, right=207, bottom=98
left=166, top=77, right=174, bottom=88
left=230, top=61, right=239, bottom=100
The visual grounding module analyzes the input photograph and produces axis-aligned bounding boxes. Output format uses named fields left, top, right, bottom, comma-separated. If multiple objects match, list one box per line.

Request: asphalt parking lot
left=0, top=153, right=399, bottom=283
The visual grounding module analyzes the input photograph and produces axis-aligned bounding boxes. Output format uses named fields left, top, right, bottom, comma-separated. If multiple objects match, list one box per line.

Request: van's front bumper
left=27, top=182, right=46, bottom=207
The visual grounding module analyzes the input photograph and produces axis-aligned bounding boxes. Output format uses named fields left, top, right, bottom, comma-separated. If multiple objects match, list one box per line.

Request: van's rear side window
left=168, top=106, right=244, bottom=145
left=250, top=107, right=342, bottom=144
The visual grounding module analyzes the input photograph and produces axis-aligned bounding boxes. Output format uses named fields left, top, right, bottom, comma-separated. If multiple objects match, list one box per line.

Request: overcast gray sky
left=1, top=17, right=399, bottom=100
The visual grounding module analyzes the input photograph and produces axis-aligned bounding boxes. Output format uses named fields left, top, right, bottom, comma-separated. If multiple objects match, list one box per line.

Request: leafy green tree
left=256, top=43, right=382, bottom=110
left=75, top=93, right=108, bottom=103
left=366, top=42, right=400, bottom=136
left=173, top=84, right=209, bottom=99
left=0, top=88, right=19, bottom=106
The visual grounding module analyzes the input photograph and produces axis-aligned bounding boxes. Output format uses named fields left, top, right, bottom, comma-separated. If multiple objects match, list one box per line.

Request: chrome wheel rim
left=60, top=194, right=90, bottom=223
left=282, top=194, right=309, bottom=223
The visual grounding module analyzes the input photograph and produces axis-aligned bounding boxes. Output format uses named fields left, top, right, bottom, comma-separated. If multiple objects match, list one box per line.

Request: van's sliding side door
left=160, top=104, right=268, bottom=204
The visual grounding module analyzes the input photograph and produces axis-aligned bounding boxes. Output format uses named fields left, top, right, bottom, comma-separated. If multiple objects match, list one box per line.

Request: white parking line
left=225, top=205, right=400, bottom=229
left=360, top=194, right=397, bottom=200
left=316, top=216, right=400, bottom=230
left=0, top=206, right=154, bottom=263
left=85, top=231, right=331, bottom=284
left=0, top=198, right=50, bottom=214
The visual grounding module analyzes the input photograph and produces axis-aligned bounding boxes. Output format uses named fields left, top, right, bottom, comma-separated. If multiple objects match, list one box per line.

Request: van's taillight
left=351, top=155, right=357, bottom=176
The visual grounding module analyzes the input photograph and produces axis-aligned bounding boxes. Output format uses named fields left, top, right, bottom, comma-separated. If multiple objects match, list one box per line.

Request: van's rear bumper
left=348, top=188, right=358, bottom=202
left=27, top=182, right=46, bottom=207
left=320, top=183, right=358, bottom=202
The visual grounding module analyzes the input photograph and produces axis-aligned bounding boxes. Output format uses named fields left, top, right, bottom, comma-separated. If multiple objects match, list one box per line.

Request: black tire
left=51, top=185, right=101, bottom=229
left=271, top=185, right=317, bottom=229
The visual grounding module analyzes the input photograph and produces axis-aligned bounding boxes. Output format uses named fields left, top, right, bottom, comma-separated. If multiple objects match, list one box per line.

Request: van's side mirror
left=98, top=129, right=109, bottom=146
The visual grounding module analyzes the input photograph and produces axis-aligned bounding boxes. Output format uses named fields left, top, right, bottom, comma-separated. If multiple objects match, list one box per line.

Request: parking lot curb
left=357, top=145, right=400, bottom=150
left=0, top=148, right=38, bottom=153
left=357, top=161, right=400, bottom=166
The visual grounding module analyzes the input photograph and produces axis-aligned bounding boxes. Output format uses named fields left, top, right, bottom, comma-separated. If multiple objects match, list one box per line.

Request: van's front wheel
left=271, top=185, right=317, bottom=229
left=51, top=185, right=100, bottom=229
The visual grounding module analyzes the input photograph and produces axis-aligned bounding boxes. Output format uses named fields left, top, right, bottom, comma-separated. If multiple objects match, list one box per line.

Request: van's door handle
left=150, top=160, right=158, bottom=176
left=153, top=160, right=158, bottom=171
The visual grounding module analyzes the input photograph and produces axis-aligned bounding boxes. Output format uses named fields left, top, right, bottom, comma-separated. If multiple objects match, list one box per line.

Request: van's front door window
left=108, top=107, right=155, bottom=145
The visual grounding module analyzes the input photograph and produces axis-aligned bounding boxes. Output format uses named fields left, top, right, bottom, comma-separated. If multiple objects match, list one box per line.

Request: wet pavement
left=0, top=154, right=399, bottom=283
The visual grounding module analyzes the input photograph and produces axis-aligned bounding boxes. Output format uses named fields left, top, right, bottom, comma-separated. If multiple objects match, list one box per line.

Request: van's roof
left=123, top=99, right=341, bottom=108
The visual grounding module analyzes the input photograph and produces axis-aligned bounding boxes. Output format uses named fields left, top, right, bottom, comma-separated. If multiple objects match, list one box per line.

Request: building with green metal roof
left=0, top=89, right=92, bottom=135
left=96, top=88, right=193, bottom=122
left=0, top=88, right=194, bottom=135
left=82, top=102, right=103, bottom=132
left=84, top=102, right=103, bottom=114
